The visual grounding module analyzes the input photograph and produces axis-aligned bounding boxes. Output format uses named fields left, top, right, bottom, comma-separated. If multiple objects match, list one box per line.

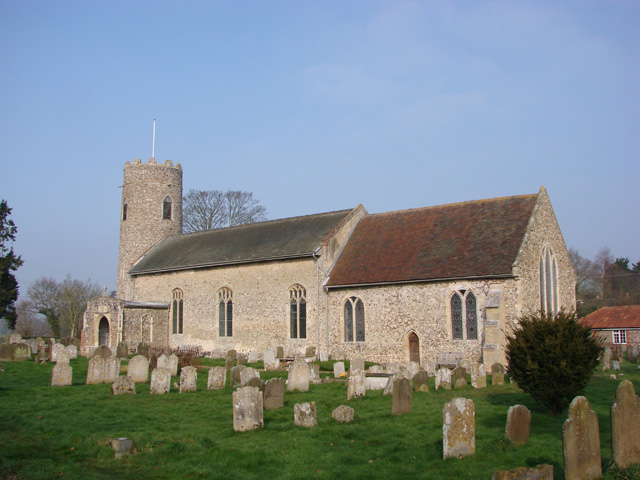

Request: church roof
left=326, top=193, right=538, bottom=288
left=579, top=305, right=640, bottom=330
left=129, top=208, right=357, bottom=275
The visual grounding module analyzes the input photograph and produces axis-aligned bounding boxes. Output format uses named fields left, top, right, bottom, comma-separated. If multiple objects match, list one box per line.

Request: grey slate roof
left=129, top=208, right=356, bottom=275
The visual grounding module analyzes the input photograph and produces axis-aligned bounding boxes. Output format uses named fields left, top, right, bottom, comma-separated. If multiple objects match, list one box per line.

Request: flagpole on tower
left=152, top=119, right=156, bottom=159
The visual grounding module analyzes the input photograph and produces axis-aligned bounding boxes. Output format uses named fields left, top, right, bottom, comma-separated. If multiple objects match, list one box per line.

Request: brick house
left=579, top=305, right=640, bottom=349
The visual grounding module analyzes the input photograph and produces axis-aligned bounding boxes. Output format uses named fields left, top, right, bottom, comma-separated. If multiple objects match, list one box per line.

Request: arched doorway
left=98, top=317, right=109, bottom=346
left=408, top=332, right=420, bottom=363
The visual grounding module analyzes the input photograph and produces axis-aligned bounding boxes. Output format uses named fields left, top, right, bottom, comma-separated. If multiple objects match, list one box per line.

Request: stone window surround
left=343, top=296, right=365, bottom=343
left=289, top=284, right=307, bottom=339
left=613, top=330, right=627, bottom=345
left=450, top=289, right=478, bottom=341
left=172, top=288, right=184, bottom=334
left=539, top=243, right=559, bottom=316
left=218, top=287, right=233, bottom=337
left=163, top=195, right=173, bottom=220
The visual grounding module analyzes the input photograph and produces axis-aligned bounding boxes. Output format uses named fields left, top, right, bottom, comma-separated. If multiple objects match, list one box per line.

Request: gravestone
left=127, top=355, right=149, bottom=383
left=612, top=360, right=621, bottom=371
left=9, top=333, right=22, bottom=344
left=103, top=357, right=120, bottom=383
left=505, top=405, right=531, bottom=446
left=237, top=354, right=247, bottom=366
left=491, top=363, right=505, bottom=386
left=116, top=342, right=128, bottom=359
left=392, top=377, right=412, bottom=415
left=347, top=369, right=366, bottom=400
left=611, top=380, right=640, bottom=468
left=226, top=349, right=237, bottom=360
left=453, top=366, right=467, bottom=388
left=332, top=405, right=355, bottom=423
left=294, top=402, right=317, bottom=428
left=56, top=350, right=70, bottom=365
left=275, top=346, right=284, bottom=358
left=233, top=386, right=263, bottom=432
left=248, top=350, right=260, bottom=363
left=350, top=357, right=365, bottom=372
left=413, top=371, right=429, bottom=392
left=225, top=356, right=235, bottom=371
left=369, top=364, right=384, bottom=373
left=150, top=368, right=171, bottom=394
left=562, top=396, right=601, bottom=480
left=443, top=397, right=475, bottom=459
left=239, top=367, right=260, bottom=386
left=384, top=370, right=409, bottom=396
left=287, top=359, right=310, bottom=392
left=64, top=344, right=77, bottom=359
left=333, top=361, right=346, bottom=378
left=406, top=361, right=420, bottom=379
left=12, top=343, right=30, bottom=361
left=244, top=376, right=264, bottom=391
left=111, top=376, right=136, bottom=395
left=492, top=464, right=554, bottom=480
left=627, top=345, right=638, bottom=362
left=136, top=342, right=149, bottom=357
left=385, top=363, right=399, bottom=375
left=230, top=365, right=247, bottom=388
left=112, top=438, right=133, bottom=459
left=435, top=368, right=452, bottom=390
left=263, top=348, right=280, bottom=371
left=0, top=343, right=14, bottom=361
left=167, top=353, right=179, bottom=376
left=602, top=347, right=611, bottom=371
left=471, top=364, right=487, bottom=389
left=86, top=356, right=104, bottom=384
left=309, top=364, right=320, bottom=382
left=180, top=366, right=197, bottom=393
left=207, top=366, right=227, bottom=390
left=305, top=346, right=316, bottom=358
left=264, top=377, right=285, bottom=410
left=51, top=363, right=72, bottom=386
left=51, top=343, right=65, bottom=362
left=93, top=345, right=112, bottom=359
left=35, top=345, right=49, bottom=364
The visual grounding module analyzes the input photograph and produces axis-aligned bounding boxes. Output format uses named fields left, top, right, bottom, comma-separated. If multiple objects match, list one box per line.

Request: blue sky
left=1, top=0, right=638, bottom=294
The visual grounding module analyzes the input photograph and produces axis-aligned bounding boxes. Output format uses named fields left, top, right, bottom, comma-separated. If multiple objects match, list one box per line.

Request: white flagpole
left=152, top=119, right=156, bottom=158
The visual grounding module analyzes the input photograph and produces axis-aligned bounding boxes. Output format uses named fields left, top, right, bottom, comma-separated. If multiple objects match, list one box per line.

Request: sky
left=1, top=0, right=638, bottom=297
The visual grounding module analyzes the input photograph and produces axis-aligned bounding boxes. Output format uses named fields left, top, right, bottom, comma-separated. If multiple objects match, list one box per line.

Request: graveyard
left=0, top=350, right=639, bottom=480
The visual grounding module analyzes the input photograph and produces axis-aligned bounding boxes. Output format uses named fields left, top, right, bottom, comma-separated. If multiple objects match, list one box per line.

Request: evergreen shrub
left=505, top=309, right=601, bottom=414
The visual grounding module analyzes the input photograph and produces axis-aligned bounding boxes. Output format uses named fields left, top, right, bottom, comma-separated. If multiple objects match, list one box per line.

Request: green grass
left=1, top=358, right=639, bottom=479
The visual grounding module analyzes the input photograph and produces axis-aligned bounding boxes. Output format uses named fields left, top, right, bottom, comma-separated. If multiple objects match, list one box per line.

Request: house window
left=539, top=245, right=558, bottom=315
left=344, top=296, right=365, bottom=342
left=122, top=202, right=127, bottom=221
left=218, top=287, right=233, bottom=337
left=613, top=330, right=627, bottom=344
left=289, top=285, right=306, bottom=339
left=163, top=196, right=172, bottom=220
left=451, top=290, right=477, bottom=340
left=172, top=289, right=183, bottom=334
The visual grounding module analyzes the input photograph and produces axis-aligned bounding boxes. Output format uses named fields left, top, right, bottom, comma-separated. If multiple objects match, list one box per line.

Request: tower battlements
left=124, top=158, right=182, bottom=170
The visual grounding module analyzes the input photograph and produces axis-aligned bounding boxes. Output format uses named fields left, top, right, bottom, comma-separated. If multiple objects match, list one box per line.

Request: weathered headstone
left=275, top=346, right=284, bottom=358
left=167, top=353, right=179, bottom=376
left=602, top=347, right=611, bottom=371
left=244, top=376, right=265, bottom=391
left=0, top=343, right=14, bottom=361
left=150, top=368, right=171, bottom=394
left=392, top=377, right=412, bottom=415
left=179, top=366, right=198, bottom=393
left=611, top=380, right=640, bottom=468
left=248, top=350, right=260, bottom=363
left=612, top=360, right=621, bottom=371
left=65, top=344, right=77, bottom=359
left=263, top=348, right=280, bottom=371
left=225, top=356, right=235, bottom=371
left=333, top=361, right=346, bottom=378
left=491, top=363, right=505, bottom=386
left=309, top=364, right=320, bottom=382
left=207, top=366, right=227, bottom=390
left=332, top=405, right=355, bottom=423
left=226, top=349, right=237, bottom=360
left=562, top=396, right=602, bottom=480
left=236, top=354, right=247, bottom=366
left=35, top=345, right=49, bottom=364
left=406, top=361, right=420, bottom=379
left=103, top=357, right=120, bottom=383
left=294, top=402, right=317, bottom=428
left=505, top=405, right=531, bottom=446
left=111, top=376, right=136, bottom=395
left=56, top=349, right=70, bottom=365
left=287, top=359, right=310, bottom=392
left=350, top=357, right=365, bottom=372
left=347, top=368, right=366, bottom=400
left=239, top=367, right=260, bottom=386
left=116, top=341, right=128, bottom=359
left=230, top=365, right=247, bottom=388
left=443, top=397, right=475, bottom=459
left=51, top=363, right=72, bottom=386
left=264, top=377, right=285, bottom=410
left=51, top=343, right=65, bottom=362
left=9, top=333, right=22, bottom=344
left=12, top=343, right=30, bottom=361
left=233, top=386, right=263, bottom=432
left=453, top=366, right=467, bottom=388
left=93, top=345, right=113, bottom=359
left=492, top=464, right=554, bottom=480
left=435, top=367, right=452, bottom=390
left=112, top=438, right=133, bottom=459
left=305, top=346, right=316, bottom=358
left=413, top=371, right=429, bottom=392
left=136, top=342, right=149, bottom=357
left=471, top=364, right=487, bottom=389
left=127, top=355, right=149, bottom=383
left=87, top=356, right=104, bottom=384
left=627, top=345, right=638, bottom=362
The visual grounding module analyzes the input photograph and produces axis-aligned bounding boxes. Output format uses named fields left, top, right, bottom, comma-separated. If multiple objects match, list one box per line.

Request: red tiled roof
left=326, top=193, right=538, bottom=287
left=579, top=306, right=640, bottom=330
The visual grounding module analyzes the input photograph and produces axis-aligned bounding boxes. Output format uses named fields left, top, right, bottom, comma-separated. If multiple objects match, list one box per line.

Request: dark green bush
left=505, top=309, right=601, bottom=414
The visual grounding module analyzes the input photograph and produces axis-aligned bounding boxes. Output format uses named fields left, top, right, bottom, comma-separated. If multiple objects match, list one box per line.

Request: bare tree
left=27, top=277, right=61, bottom=336
left=183, top=189, right=267, bottom=233
left=569, top=247, right=600, bottom=297
left=14, top=300, right=51, bottom=337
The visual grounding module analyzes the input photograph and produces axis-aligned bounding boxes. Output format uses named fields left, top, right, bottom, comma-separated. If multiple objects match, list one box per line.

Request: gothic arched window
left=163, top=196, right=172, bottom=220
left=539, top=245, right=558, bottom=315
left=451, top=290, right=477, bottom=340
left=289, top=285, right=306, bottom=339
left=172, top=289, right=183, bottom=334
left=218, top=287, right=233, bottom=337
left=344, top=296, right=365, bottom=342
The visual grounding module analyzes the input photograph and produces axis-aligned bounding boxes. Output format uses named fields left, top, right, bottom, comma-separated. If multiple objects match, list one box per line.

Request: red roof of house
left=326, top=193, right=538, bottom=287
left=579, top=305, right=640, bottom=330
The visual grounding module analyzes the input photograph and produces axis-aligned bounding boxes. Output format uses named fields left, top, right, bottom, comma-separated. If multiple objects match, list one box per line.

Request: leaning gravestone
left=127, top=355, right=149, bottom=383
left=86, top=356, right=104, bottom=384
left=207, top=366, right=226, bottom=390
left=294, top=402, right=317, bottom=428
left=471, top=364, right=487, bottom=389
left=505, top=405, right=531, bottom=446
left=392, top=377, right=412, bottom=415
left=347, top=369, right=366, bottom=400
left=611, top=380, right=640, bottom=468
left=413, top=371, right=429, bottom=392
left=51, top=363, right=72, bottom=386
left=435, top=368, right=452, bottom=390
left=150, top=368, right=171, bottom=394
left=12, top=343, right=30, bottom=361
left=332, top=405, right=355, bottom=423
left=443, top=397, right=475, bottom=459
left=602, top=347, right=611, bottom=371
left=453, top=366, right=467, bottom=388
left=350, top=357, right=365, bottom=372
left=562, top=396, right=601, bottom=480
left=230, top=365, right=247, bottom=388
left=263, top=348, right=280, bottom=371
left=111, top=376, right=136, bottom=395
left=264, top=377, right=285, bottom=410
left=491, top=363, right=505, bottom=386
left=51, top=343, right=65, bottom=362
left=333, top=361, right=346, bottom=378
left=287, top=359, right=310, bottom=392
left=65, top=344, right=77, bottom=359
left=35, top=345, right=49, bottom=364
left=179, top=366, right=197, bottom=393
left=116, top=342, right=128, bottom=359
left=233, top=386, right=263, bottom=432
left=103, top=357, right=120, bottom=383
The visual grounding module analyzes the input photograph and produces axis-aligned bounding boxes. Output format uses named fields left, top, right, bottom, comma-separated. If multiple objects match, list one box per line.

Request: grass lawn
left=1, top=357, right=639, bottom=480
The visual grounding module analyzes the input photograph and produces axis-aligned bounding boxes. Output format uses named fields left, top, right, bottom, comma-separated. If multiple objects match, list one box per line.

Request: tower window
left=163, top=196, right=172, bottom=220
left=122, top=202, right=127, bottom=221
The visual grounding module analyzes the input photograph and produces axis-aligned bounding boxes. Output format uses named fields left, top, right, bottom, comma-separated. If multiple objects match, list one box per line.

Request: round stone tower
left=117, top=158, right=182, bottom=300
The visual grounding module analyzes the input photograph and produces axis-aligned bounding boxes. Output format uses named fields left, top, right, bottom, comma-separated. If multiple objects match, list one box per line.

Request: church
left=81, top=158, right=576, bottom=368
